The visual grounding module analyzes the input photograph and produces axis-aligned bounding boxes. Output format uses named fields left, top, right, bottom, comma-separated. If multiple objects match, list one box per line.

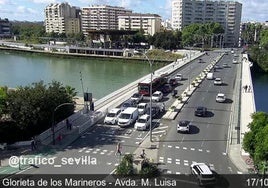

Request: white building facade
left=81, top=5, right=132, bottom=35
left=172, top=0, right=242, bottom=47
left=118, top=13, right=161, bottom=36
left=45, top=3, right=81, bottom=34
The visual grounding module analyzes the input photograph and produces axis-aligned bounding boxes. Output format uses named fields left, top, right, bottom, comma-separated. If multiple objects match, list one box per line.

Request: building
left=45, top=3, right=81, bottom=34
left=0, top=18, right=11, bottom=37
left=81, top=5, right=132, bottom=36
left=118, top=13, right=161, bottom=36
left=172, top=0, right=242, bottom=47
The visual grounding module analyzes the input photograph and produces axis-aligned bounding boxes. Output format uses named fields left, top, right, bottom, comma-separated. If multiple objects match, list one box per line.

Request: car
left=131, top=93, right=143, bottom=103
left=134, top=114, right=150, bottom=131
left=137, top=103, right=148, bottom=115
left=214, top=65, right=220, bottom=69
left=214, top=77, right=222, bottom=85
left=216, top=93, right=226, bottom=103
left=120, top=99, right=137, bottom=111
left=198, top=58, right=203, bottom=63
left=161, top=84, right=172, bottom=93
left=233, top=59, right=238, bottom=64
left=231, top=50, right=234, bottom=54
left=168, top=78, right=178, bottom=86
left=104, top=108, right=121, bottom=125
left=224, top=51, right=228, bottom=55
left=195, top=106, right=207, bottom=117
left=177, top=120, right=191, bottom=133
left=175, top=73, right=183, bottom=81
left=152, top=91, right=163, bottom=102
left=190, top=163, right=216, bottom=186
left=146, top=103, right=165, bottom=118
left=222, top=63, right=228, bottom=68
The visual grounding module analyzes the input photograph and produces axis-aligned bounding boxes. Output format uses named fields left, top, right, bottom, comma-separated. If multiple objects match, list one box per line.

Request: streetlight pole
left=52, top=102, right=75, bottom=145
left=143, top=53, right=153, bottom=142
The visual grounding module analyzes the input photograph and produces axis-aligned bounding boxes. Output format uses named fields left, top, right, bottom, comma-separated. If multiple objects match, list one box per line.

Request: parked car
left=175, top=73, right=183, bottom=81
left=214, top=77, right=222, bottom=85
left=131, top=93, right=143, bottom=103
left=198, top=58, right=203, bottom=63
left=233, top=59, right=238, bottom=64
left=117, top=107, right=139, bottom=127
left=206, top=72, right=214, bottom=80
left=137, top=103, right=148, bottom=115
left=120, top=99, right=137, bottom=111
left=191, top=163, right=216, bottom=186
left=152, top=91, right=163, bottom=102
left=177, top=120, right=191, bottom=133
left=134, top=114, right=150, bottom=131
left=195, top=106, right=207, bottom=117
left=222, top=63, right=228, bottom=68
left=216, top=93, right=226, bottom=103
left=104, top=108, right=121, bottom=125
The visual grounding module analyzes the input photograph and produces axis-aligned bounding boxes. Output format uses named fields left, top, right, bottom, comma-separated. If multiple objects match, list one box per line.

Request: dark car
left=195, top=106, right=207, bottom=117
left=161, top=84, right=172, bottom=93
left=168, top=78, right=178, bottom=86
left=131, top=93, right=143, bottom=103
left=120, top=99, right=137, bottom=111
left=146, top=103, right=165, bottom=118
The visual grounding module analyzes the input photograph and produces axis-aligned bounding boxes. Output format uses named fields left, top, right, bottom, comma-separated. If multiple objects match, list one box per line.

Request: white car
left=233, top=59, right=238, bottom=64
left=134, top=114, right=150, bottom=131
left=137, top=103, right=148, bottom=115
left=152, top=91, right=163, bottom=102
left=175, top=73, right=183, bottom=81
left=104, top=108, right=121, bottom=125
left=214, top=77, right=222, bottom=85
left=216, top=93, right=226, bottom=103
left=222, top=63, right=228, bottom=68
left=131, top=93, right=143, bottom=103
left=191, top=163, right=216, bottom=186
left=177, top=120, right=191, bottom=133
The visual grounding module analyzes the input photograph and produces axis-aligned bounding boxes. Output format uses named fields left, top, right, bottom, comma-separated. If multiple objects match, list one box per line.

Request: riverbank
left=0, top=46, right=173, bottom=64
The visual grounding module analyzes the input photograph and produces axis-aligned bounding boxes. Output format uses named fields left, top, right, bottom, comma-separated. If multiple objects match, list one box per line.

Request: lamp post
left=52, top=102, right=75, bottom=145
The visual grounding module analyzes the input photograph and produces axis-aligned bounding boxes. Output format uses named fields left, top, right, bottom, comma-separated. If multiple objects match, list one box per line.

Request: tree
left=0, top=86, right=8, bottom=118
left=243, top=112, right=268, bottom=165
left=3, top=81, right=75, bottom=141
left=149, top=30, right=182, bottom=50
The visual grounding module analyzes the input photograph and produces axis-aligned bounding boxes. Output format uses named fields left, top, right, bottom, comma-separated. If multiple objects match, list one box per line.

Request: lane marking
left=152, top=130, right=166, bottom=134
left=54, top=165, right=62, bottom=168
left=176, top=172, right=181, bottom=174
left=190, top=148, right=195, bottom=151
left=167, top=171, right=172, bottom=174
left=198, top=149, right=203, bottom=152
left=183, top=147, right=187, bottom=150
left=168, top=145, right=172, bottom=148
left=175, top=146, right=180, bottom=149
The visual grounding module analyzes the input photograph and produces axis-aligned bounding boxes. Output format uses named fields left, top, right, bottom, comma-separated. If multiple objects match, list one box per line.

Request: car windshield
left=179, top=121, right=189, bottom=127
left=216, top=78, right=221, bottom=81
left=122, top=103, right=131, bottom=107
left=107, top=113, right=116, bottom=117
left=153, top=93, right=160, bottom=97
left=132, top=93, right=140, bottom=98
left=119, top=113, right=131, bottom=119
left=138, top=105, right=145, bottom=109
left=137, top=119, right=146, bottom=123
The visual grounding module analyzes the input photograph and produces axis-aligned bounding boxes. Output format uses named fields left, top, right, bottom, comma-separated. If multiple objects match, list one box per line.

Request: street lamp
left=52, top=102, right=75, bottom=145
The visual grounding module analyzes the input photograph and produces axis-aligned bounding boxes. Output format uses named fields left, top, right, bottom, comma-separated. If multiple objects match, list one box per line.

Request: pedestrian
left=248, top=85, right=251, bottom=92
left=140, top=149, right=146, bottom=159
left=66, top=118, right=70, bottom=130
left=115, top=143, right=122, bottom=156
left=31, top=137, right=36, bottom=151
left=57, top=133, right=62, bottom=144
left=245, top=85, right=248, bottom=93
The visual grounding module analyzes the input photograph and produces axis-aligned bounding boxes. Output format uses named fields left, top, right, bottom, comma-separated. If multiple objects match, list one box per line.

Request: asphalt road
left=157, top=52, right=242, bottom=174
left=20, top=51, right=229, bottom=174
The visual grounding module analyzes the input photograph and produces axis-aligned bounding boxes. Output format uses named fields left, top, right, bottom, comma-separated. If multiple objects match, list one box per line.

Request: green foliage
left=241, top=23, right=262, bottom=45
left=139, top=160, right=160, bottom=177
left=0, top=81, right=76, bottom=142
left=243, top=112, right=268, bottom=165
left=0, top=86, right=8, bottom=117
left=149, top=30, right=182, bottom=50
left=116, top=154, right=134, bottom=175
left=145, top=49, right=183, bottom=61
left=182, top=22, right=224, bottom=48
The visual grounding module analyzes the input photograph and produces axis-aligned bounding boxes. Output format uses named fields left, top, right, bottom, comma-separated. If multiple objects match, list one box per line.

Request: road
left=157, top=52, right=242, bottom=174
left=20, top=51, right=234, bottom=174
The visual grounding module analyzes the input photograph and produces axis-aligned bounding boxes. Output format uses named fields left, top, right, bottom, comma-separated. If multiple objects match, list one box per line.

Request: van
left=206, top=72, right=214, bottom=80
left=117, top=107, right=139, bottom=127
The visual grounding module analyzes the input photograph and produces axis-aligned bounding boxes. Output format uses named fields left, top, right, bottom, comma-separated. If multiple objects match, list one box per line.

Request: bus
left=138, top=73, right=167, bottom=96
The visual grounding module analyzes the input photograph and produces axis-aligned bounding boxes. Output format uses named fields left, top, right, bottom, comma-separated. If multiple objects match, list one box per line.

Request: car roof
left=138, top=103, right=147, bottom=106
left=217, top=93, right=225, bottom=97
left=153, top=91, right=162, bottom=94
left=139, top=114, right=150, bottom=119
left=191, top=163, right=213, bottom=174
left=109, top=108, right=121, bottom=113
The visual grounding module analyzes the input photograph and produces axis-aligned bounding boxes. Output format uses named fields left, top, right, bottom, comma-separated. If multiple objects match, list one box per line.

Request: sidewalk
left=228, top=53, right=256, bottom=173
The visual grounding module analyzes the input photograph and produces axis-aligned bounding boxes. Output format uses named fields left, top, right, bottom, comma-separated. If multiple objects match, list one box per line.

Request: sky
left=0, top=0, right=267, bottom=22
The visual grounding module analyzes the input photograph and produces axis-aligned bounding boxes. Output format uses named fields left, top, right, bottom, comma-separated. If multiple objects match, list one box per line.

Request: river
left=0, top=50, right=162, bottom=99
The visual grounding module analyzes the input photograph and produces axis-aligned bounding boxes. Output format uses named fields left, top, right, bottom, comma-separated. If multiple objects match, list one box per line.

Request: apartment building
left=45, top=3, right=81, bottom=34
left=118, top=13, right=161, bottom=36
left=0, top=18, right=11, bottom=37
left=172, top=0, right=242, bottom=47
left=81, top=5, right=132, bottom=35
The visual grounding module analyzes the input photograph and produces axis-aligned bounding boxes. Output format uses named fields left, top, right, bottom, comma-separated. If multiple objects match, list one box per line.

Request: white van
left=206, top=72, right=214, bottom=80
left=117, top=107, right=139, bottom=127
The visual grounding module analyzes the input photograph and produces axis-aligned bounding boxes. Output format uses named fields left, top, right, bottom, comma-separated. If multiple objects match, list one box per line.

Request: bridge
left=0, top=49, right=256, bottom=177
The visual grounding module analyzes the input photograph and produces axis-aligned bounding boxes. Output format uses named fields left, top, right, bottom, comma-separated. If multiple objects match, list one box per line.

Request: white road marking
left=136, top=137, right=143, bottom=140
left=103, top=150, right=108, bottom=152
left=114, top=163, right=119, bottom=166
left=180, top=136, right=185, bottom=143
left=222, top=152, right=227, bottom=155
left=159, top=157, right=164, bottom=160
left=190, top=148, right=195, bottom=151
left=183, top=147, right=187, bottom=150
left=152, top=130, right=166, bottom=134
left=201, top=140, right=204, bottom=147
left=135, top=142, right=140, bottom=145
left=198, top=149, right=203, bottom=152
left=167, top=161, right=172, bottom=164
left=54, top=165, right=62, bottom=168
left=107, top=163, right=112, bottom=165
left=155, top=126, right=168, bottom=130
left=175, top=146, right=180, bottom=149
left=167, top=158, right=172, bottom=161
left=100, top=134, right=130, bottom=139
left=168, top=145, right=172, bottom=148
left=206, top=150, right=210, bottom=153
left=237, top=171, right=243, bottom=174
left=78, top=147, right=87, bottom=152
left=93, top=151, right=97, bottom=154
left=96, top=149, right=101, bottom=151
left=100, top=152, right=105, bottom=155
left=176, top=172, right=181, bottom=174
left=167, top=171, right=172, bottom=174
